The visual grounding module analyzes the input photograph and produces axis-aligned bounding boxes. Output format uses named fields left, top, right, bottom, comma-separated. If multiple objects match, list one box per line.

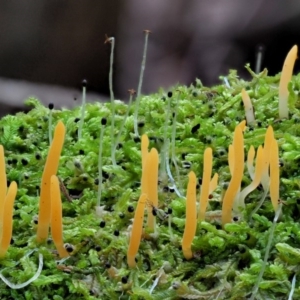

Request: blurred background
left=0, top=1, right=300, bottom=116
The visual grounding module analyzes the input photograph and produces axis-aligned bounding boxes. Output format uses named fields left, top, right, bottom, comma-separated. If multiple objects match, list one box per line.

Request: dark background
left=0, top=1, right=300, bottom=115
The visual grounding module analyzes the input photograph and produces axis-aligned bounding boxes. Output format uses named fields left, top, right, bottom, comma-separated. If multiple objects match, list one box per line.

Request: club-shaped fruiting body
left=37, top=121, right=65, bottom=243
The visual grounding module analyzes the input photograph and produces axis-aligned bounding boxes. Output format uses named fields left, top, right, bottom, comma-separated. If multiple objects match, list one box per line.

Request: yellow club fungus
left=0, top=146, right=7, bottom=245
left=261, top=126, right=274, bottom=191
left=146, top=148, right=159, bottom=231
left=247, top=145, right=255, bottom=180
left=0, top=181, right=17, bottom=258
left=127, top=193, right=147, bottom=268
left=279, top=45, right=298, bottom=119
left=228, top=144, right=234, bottom=176
left=270, top=139, right=279, bottom=212
left=141, top=134, right=149, bottom=198
left=209, top=173, right=219, bottom=194
left=241, top=89, right=255, bottom=125
left=182, top=171, right=197, bottom=260
left=238, top=145, right=264, bottom=209
left=50, top=175, right=69, bottom=258
left=222, top=126, right=244, bottom=227
left=198, top=148, right=213, bottom=221
left=37, top=121, right=66, bottom=243
left=141, top=134, right=149, bottom=171
left=237, top=120, right=247, bottom=132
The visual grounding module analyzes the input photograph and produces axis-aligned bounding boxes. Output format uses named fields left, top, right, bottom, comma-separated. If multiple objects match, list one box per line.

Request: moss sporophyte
left=0, top=41, right=300, bottom=299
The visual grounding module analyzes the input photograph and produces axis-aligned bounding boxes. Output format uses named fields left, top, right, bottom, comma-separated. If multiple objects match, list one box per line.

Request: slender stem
left=250, top=204, right=282, bottom=300
left=97, top=121, right=105, bottom=207
left=48, top=110, right=52, bottom=144
left=108, top=38, right=116, bottom=165
left=78, top=86, right=86, bottom=140
left=113, top=93, right=134, bottom=165
left=134, top=31, right=150, bottom=137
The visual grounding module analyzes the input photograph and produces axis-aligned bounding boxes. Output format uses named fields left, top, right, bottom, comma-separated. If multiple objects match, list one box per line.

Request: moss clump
left=0, top=67, right=300, bottom=299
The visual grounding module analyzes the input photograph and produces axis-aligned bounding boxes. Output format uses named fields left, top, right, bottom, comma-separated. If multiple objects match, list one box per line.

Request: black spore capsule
left=101, top=118, right=107, bottom=126
left=167, top=91, right=173, bottom=98
left=191, top=123, right=201, bottom=134
left=127, top=205, right=134, bottom=213
left=48, top=103, right=54, bottom=110
left=99, top=221, right=106, bottom=228
left=82, top=79, right=87, bottom=87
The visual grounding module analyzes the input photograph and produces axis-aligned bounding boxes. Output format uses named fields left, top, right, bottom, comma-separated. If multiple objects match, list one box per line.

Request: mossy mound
left=0, top=68, right=300, bottom=299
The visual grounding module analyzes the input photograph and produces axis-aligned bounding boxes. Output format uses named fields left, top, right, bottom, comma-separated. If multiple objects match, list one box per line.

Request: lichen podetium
left=0, top=60, right=300, bottom=299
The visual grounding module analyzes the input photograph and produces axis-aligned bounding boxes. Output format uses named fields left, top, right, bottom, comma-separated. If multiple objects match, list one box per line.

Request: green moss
left=0, top=68, right=300, bottom=299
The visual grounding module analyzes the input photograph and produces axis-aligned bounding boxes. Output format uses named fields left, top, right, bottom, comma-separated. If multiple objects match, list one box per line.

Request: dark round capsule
left=114, top=230, right=120, bottom=236
left=167, top=91, right=173, bottom=98
left=94, top=178, right=99, bottom=185
left=79, top=149, right=84, bottom=155
left=33, top=219, right=38, bottom=225
left=95, top=245, right=101, bottom=251
left=239, top=246, right=247, bottom=254
left=99, top=221, right=106, bottom=228
left=24, top=174, right=29, bottom=180
left=163, top=186, right=169, bottom=192
left=21, top=159, right=28, bottom=166
left=48, top=103, right=54, bottom=110
left=191, top=123, right=200, bottom=134
left=152, top=208, right=157, bottom=216
left=103, top=172, right=109, bottom=179
left=119, top=213, right=125, bottom=219
left=74, top=117, right=80, bottom=123
left=18, top=125, right=24, bottom=133
left=82, top=79, right=87, bottom=87
left=35, top=153, right=41, bottom=160
left=133, top=136, right=140, bottom=143
left=7, top=159, right=12, bottom=165
left=101, top=118, right=107, bottom=126
left=10, top=238, right=14, bottom=245
left=169, top=186, right=175, bottom=193
left=127, top=205, right=134, bottom=213
left=138, top=121, right=145, bottom=128
left=233, top=216, right=239, bottom=222
left=121, top=276, right=128, bottom=284
left=167, top=208, right=173, bottom=214
left=65, top=244, right=74, bottom=253
left=105, top=262, right=111, bottom=269
left=12, top=158, right=18, bottom=164
left=257, top=121, right=262, bottom=127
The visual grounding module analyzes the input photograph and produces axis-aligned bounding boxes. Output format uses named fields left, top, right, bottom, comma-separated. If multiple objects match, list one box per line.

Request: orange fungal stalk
left=0, top=181, right=17, bottom=258
left=50, top=175, right=69, bottom=258
left=0, top=146, right=7, bottom=244
left=37, top=121, right=66, bottom=243
left=198, top=148, right=213, bottom=221
left=127, top=193, right=147, bottom=268
left=182, top=171, right=197, bottom=260
left=146, top=148, right=159, bottom=230
left=279, top=45, right=297, bottom=119
left=270, top=139, right=279, bottom=212
left=222, top=126, right=244, bottom=227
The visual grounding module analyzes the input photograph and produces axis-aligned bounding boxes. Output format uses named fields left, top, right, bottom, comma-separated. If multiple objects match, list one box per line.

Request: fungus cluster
left=0, top=41, right=298, bottom=299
